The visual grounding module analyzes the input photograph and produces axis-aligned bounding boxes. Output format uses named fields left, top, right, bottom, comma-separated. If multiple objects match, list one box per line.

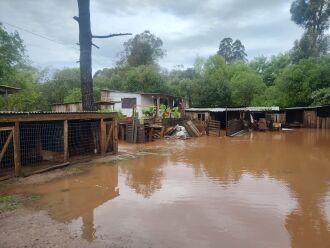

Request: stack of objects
left=165, top=125, right=189, bottom=139
left=184, top=120, right=202, bottom=137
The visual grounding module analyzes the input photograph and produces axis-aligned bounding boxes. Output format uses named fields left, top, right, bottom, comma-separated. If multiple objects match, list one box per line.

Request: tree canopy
left=118, top=30, right=165, bottom=67
left=217, top=38, right=247, bottom=63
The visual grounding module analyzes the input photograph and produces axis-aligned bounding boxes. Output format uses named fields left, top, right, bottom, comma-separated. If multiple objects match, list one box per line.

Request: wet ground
left=2, top=128, right=330, bottom=247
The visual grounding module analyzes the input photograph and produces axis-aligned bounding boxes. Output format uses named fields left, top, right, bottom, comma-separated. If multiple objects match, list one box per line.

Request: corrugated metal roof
left=0, top=111, right=117, bottom=115
left=282, top=106, right=329, bottom=110
left=186, top=106, right=280, bottom=112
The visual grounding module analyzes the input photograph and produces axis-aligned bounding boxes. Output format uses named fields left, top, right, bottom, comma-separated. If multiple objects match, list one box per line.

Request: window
left=198, top=113, right=205, bottom=121
left=121, top=98, right=137, bottom=109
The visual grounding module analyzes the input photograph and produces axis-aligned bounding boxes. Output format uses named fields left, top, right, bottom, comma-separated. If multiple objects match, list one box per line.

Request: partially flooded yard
left=1, top=129, right=330, bottom=248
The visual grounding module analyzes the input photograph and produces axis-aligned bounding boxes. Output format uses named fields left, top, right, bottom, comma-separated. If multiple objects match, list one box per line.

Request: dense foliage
left=0, top=0, right=329, bottom=111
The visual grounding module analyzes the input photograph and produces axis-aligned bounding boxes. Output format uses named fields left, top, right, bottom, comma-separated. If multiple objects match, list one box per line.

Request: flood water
left=11, top=129, right=330, bottom=247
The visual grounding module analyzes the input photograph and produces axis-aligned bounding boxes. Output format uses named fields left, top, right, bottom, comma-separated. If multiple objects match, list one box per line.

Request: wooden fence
left=226, top=119, right=244, bottom=136
left=0, top=114, right=118, bottom=180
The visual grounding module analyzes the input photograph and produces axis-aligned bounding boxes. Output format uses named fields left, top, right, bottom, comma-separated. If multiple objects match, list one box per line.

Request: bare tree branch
left=92, top=33, right=132, bottom=39
left=73, top=16, right=79, bottom=22
left=92, top=43, right=100, bottom=49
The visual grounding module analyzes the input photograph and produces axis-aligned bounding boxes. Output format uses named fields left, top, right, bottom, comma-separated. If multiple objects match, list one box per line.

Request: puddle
left=8, top=129, right=330, bottom=247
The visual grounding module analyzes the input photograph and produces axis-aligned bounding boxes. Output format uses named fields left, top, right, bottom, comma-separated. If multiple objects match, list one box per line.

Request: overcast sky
left=0, top=0, right=304, bottom=71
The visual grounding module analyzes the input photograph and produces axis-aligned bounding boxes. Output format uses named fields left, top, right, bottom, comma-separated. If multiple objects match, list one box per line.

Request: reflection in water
left=120, top=155, right=166, bottom=198
left=13, top=165, right=119, bottom=241
left=10, top=129, right=330, bottom=247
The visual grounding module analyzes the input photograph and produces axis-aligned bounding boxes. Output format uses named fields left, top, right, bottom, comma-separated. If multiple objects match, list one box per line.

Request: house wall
left=109, top=92, right=142, bottom=117
left=185, top=111, right=210, bottom=122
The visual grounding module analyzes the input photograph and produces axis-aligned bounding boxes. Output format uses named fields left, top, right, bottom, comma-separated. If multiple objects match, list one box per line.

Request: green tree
left=250, top=53, right=291, bottom=86
left=274, top=57, right=330, bottom=106
left=217, top=38, right=247, bottom=63
left=64, top=88, right=81, bottom=103
left=94, top=64, right=167, bottom=93
left=0, top=24, right=25, bottom=84
left=232, top=40, right=247, bottom=61
left=0, top=65, right=43, bottom=111
left=290, top=0, right=330, bottom=34
left=41, top=68, right=80, bottom=105
left=311, top=87, right=330, bottom=105
left=118, top=31, right=165, bottom=67
left=231, top=71, right=266, bottom=106
left=290, top=0, right=330, bottom=61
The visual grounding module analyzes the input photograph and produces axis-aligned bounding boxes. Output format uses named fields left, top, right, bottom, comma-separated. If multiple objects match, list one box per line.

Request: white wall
left=110, top=92, right=142, bottom=117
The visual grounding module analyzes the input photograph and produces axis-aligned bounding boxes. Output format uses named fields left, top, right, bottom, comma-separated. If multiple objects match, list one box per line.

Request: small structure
left=0, top=85, right=21, bottom=111
left=52, top=102, right=83, bottom=112
left=283, top=105, right=330, bottom=128
left=0, top=111, right=118, bottom=180
left=104, top=90, right=189, bottom=117
left=186, top=107, right=281, bottom=136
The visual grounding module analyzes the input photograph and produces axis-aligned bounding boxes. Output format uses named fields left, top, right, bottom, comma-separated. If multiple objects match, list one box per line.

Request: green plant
left=142, top=106, right=156, bottom=117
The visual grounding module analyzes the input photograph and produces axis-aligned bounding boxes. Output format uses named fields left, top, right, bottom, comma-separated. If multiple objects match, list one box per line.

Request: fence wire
left=68, top=120, right=100, bottom=156
left=20, top=122, right=64, bottom=168
left=0, top=129, right=14, bottom=176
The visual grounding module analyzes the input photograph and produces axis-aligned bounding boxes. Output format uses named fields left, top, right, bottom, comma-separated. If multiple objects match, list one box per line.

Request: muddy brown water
left=9, top=129, right=330, bottom=247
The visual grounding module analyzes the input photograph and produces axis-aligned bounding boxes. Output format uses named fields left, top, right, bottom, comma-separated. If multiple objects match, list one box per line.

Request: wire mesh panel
left=0, top=128, right=15, bottom=177
left=68, top=120, right=100, bottom=156
left=19, top=122, right=64, bottom=172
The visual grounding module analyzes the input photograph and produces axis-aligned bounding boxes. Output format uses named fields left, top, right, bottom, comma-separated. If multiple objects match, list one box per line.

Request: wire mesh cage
left=0, top=128, right=15, bottom=177
left=68, top=120, right=100, bottom=156
left=19, top=121, right=64, bottom=171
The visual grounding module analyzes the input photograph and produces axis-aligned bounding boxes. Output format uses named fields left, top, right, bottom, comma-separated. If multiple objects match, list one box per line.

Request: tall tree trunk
left=77, top=0, right=93, bottom=111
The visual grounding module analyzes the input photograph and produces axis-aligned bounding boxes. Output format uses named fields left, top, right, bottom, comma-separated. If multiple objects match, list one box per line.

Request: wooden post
left=156, top=96, right=160, bottom=118
left=13, top=122, right=21, bottom=177
left=225, top=107, right=228, bottom=136
left=63, top=120, right=69, bottom=162
left=100, top=119, right=106, bottom=155
left=113, top=120, right=118, bottom=154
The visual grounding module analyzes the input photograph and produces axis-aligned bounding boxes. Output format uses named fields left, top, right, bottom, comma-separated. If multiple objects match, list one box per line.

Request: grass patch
left=64, top=166, right=85, bottom=174
left=0, top=194, right=41, bottom=213
left=0, top=195, right=21, bottom=213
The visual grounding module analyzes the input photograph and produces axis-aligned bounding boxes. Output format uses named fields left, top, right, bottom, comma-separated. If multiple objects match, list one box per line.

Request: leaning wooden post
left=100, top=119, right=106, bottom=155
left=63, top=120, right=69, bottom=162
left=13, top=122, right=21, bottom=177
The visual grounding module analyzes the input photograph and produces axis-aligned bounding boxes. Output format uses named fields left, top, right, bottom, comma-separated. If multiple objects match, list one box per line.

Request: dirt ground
left=0, top=143, right=150, bottom=248
left=0, top=207, right=112, bottom=248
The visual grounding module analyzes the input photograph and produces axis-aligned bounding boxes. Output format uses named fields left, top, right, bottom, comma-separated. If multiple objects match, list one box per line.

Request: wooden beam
left=0, top=112, right=117, bottom=123
left=113, top=120, right=118, bottom=154
left=100, top=119, right=106, bottom=155
left=105, top=125, right=113, bottom=154
left=0, top=127, right=14, bottom=132
left=63, top=120, right=69, bottom=162
left=0, top=131, right=13, bottom=162
left=13, top=122, right=21, bottom=177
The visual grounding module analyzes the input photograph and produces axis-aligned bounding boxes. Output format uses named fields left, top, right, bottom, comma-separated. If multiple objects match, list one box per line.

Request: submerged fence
left=0, top=115, right=118, bottom=179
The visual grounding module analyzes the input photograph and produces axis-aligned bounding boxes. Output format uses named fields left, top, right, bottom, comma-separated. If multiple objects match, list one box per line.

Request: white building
left=101, top=90, right=188, bottom=117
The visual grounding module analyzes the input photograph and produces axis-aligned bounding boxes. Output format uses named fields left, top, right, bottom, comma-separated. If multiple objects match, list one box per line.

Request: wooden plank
left=63, top=120, right=69, bottom=162
left=0, top=112, right=117, bottom=123
left=105, top=125, right=113, bottom=153
left=113, top=120, right=118, bottom=154
left=187, top=121, right=202, bottom=136
left=13, top=122, right=21, bottom=177
left=23, top=162, right=70, bottom=176
left=0, top=127, right=14, bottom=132
left=0, top=131, right=13, bottom=162
left=100, top=119, right=107, bottom=155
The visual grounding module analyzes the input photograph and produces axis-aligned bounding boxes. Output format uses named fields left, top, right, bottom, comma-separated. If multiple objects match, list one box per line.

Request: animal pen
left=0, top=112, right=118, bottom=180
